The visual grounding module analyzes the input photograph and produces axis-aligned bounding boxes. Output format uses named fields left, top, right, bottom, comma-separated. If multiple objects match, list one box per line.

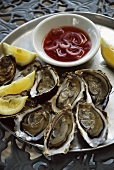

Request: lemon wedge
left=0, top=95, right=28, bottom=115
left=100, top=37, right=114, bottom=69
left=0, top=71, right=35, bottom=96
left=2, top=42, right=38, bottom=66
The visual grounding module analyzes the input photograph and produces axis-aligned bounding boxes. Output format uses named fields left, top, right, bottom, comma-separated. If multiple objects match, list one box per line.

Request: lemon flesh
left=100, top=38, right=114, bottom=69
left=2, top=43, right=38, bottom=66
left=0, top=95, right=28, bottom=115
left=0, top=71, right=35, bottom=96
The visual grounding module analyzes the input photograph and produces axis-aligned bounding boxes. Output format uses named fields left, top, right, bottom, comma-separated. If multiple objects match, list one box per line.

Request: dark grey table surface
left=0, top=0, right=114, bottom=170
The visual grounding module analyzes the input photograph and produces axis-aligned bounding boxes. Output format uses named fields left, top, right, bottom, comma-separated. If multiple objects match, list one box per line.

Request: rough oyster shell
left=14, top=102, right=52, bottom=141
left=76, top=102, right=108, bottom=147
left=51, top=72, right=85, bottom=113
left=0, top=55, right=16, bottom=85
left=43, top=106, right=76, bottom=156
left=75, top=69, right=112, bottom=109
left=30, top=65, right=59, bottom=102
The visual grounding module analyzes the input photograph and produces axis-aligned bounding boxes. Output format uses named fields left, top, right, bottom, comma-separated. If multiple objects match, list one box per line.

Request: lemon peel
left=2, top=42, right=38, bottom=66
left=0, top=71, right=35, bottom=96
left=100, top=37, right=114, bottom=69
left=0, top=95, right=28, bottom=116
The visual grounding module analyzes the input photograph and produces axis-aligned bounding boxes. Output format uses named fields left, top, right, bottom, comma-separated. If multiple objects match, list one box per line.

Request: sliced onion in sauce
left=80, top=33, right=88, bottom=43
left=45, top=41, right=59, bottom=51
left=59, top=42, right=70, bottom=49
left=62, top=32, right=73, bottom=43
left=72, top=33, right=83, bottom=45
left=56, top=48, right=67, bottom=58
left=66, top=47, right=84, bottom=56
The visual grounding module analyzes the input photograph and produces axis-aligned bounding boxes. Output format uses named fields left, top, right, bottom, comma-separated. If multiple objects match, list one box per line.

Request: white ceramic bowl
left=32, top=14, right=100, bottom=67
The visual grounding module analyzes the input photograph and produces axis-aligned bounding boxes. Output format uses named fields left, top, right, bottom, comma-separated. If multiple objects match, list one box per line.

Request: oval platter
left=0, top=12, right=114, bottom=152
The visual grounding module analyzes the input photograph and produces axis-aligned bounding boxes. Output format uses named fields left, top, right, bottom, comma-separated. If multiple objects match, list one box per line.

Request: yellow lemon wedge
left=0, top=71, right=35, bottom=96
left=100, top=37, right=114, bottom=69
left=0, top=95, right=28, bottom=115
left=2, top=42, right=38, bottom=66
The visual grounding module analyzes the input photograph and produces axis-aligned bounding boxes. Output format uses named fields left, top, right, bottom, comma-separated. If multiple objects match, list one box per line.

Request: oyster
left=21, top=60, right=42, bottom=76
left=20, top=90, right=39, bottom=111
left=43, top=106, right=76, bottom=156
left=75, top=69, right=112, bottom=109
left=14, top=60, right=42, bottom=80
left=30, top=65, right=59, bottom=102
left=76, top=102, right=108, bottom=147
left=0, top=55, right=16, bottom=85
left=14, top=102, right=52, bottom=141
left=51, top=72, right=85, bottom=113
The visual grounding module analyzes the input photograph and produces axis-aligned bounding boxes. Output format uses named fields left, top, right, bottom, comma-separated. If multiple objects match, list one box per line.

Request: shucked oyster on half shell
left=43, top=106, right=76, bottom=156
left=30, top=65, right=59, bottom=102
left=20, top=60, right=42, bottom=77
left=75, top=69, right=112, bottom=109
left=0, top=55, right=16, bottom=85
left=51, top=72, right=85, bottom=113
left=14, top=60, right=42, bottom=80
left=76, top=101, right=108, bottom=148
left=14, top=102, right=52, bottom=141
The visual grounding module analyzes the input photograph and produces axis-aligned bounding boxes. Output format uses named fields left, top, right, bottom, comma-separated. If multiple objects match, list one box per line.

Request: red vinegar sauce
left=43, top=26, right=92, bottom=62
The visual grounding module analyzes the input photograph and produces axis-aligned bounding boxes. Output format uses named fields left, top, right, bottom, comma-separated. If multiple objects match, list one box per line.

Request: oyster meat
left=76, top=102, right=108, bottom=147
left=30, top=65, right=59, bottom=102
left=75, top=69, right=112, bottom=109
left=51, top=72, right=85, bottom=113
left=0, top=55, right=16, bottom=85
left=14, top=102, right=52, bottom=141
left=43, top=106, right=76, bottom=156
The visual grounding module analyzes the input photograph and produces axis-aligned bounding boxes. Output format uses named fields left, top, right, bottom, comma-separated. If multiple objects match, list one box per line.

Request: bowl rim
left=32, top=13, right=101, bottom=67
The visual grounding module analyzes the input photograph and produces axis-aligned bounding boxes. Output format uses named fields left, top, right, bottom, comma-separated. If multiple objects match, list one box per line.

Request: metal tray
left=0, top=12, right=114, bottom=152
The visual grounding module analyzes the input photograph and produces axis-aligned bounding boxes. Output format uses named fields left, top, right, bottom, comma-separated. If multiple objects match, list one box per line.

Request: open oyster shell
left=75, top=69, right=112, bottom=109
left=43, top=106, right=76, bottom=156
left=0, top=55, right=16, bottom=85
left=30, top=65, right=59, bottom=102
left=14, top=102, right=52, bottom=141
left=51, top=72, right=85, bottom=113
left=76, top=101, right=108, bottom=147
left=21, top=60, right=42, bottom=76
left=14, top=60, right=42, bottom=81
